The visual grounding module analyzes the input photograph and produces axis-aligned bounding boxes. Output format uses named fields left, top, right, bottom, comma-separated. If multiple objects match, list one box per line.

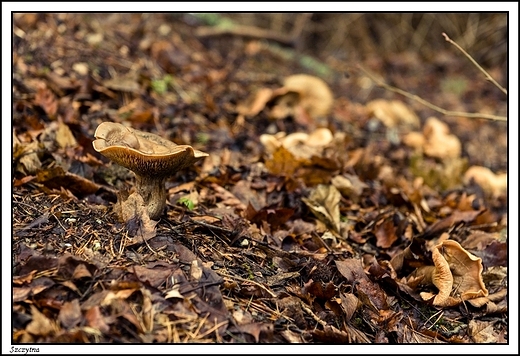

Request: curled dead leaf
left=302, top=184, right=341, bottom=234
left=331, top=174, right=368, bottom=201
left=13, top=133, right=42, bottom=175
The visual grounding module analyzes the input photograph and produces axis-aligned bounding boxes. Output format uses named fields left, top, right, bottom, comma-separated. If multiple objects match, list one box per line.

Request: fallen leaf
left=103, top=75, right=140, bottom=93
left=132, top=263, right=173, bottom=288
left=264, top=145, right=306, bottom=176
left=302, top=184, right=341, bottom=233
left=26, top=305, right=58, bottom=336
left=244, top=203, right=293, bottom=230
left=339, top=293, right=360, bottom=321
left=84, top=306, right=110, bottom=334
left=231, top=322, right=273, bottom=343
left=13, top=132, right=42, bottom=175
left=237, top=87, right=274, bottom=116
left=36, top=166, right=101, bottom=198
left=58, top=299, right=82, bottom=329
left=34, top=82, right=58, bottom=118
left=335, top=258, right=369, bottom=284
left=423, top=209, right=483, bottom=238
left=468, top=320, right=498, bottom=343
left=331, top=174, right=368, bottom=201
left=374, top=218, right=398, bottom=249
left=56, top=121, right=78, bottom=148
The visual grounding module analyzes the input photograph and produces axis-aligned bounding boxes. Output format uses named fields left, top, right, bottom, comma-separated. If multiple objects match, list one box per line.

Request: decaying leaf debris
left=12, top=13, right=508, bottom=345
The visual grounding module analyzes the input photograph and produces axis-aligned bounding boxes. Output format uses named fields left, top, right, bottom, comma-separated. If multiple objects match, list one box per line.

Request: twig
left=216, top=271, right=277, bottom=298
left=195, top=24, right=294, bottom=46
left=301, top=303, right=327, bottom=327
left=357, top=65, right=507, bottom=122
left=442, top=32, right=507, bottom=95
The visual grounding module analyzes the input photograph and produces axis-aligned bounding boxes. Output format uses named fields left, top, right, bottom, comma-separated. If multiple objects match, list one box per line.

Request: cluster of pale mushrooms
left=92, top=122, right=208, bottom=220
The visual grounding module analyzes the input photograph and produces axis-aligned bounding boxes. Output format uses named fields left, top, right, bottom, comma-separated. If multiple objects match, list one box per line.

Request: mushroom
left=92, top=122, right=208, bottom=220
left=406, top=239, right=488, bottom=307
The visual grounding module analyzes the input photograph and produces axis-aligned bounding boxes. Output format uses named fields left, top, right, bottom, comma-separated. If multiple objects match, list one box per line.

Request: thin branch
left=442, top=32, right=507, bottom=95
left=216, top=271, right=277, bottom=298
left=195, top=24, right=294, bottom=46
left=357, top=65, right=507, bottom=122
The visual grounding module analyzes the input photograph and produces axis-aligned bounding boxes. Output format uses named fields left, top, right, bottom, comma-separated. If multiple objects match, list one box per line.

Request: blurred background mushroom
left=92, top=122, right=208, bottom=220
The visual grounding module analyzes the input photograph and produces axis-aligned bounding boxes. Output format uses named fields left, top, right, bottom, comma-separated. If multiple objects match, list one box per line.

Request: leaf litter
left=11, top=13, right=508, bottom=345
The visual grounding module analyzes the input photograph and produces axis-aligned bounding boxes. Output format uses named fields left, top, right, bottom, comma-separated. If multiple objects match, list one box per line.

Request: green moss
left=409, top=152, right=468, bottom=191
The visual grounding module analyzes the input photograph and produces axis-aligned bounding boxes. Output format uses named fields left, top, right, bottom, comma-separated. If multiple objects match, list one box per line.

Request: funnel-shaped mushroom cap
left=92, top=122, right=208, bottom=177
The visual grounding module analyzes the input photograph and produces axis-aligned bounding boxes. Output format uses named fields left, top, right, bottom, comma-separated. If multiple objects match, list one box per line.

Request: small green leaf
left=177, top=197, right=195, bottom=211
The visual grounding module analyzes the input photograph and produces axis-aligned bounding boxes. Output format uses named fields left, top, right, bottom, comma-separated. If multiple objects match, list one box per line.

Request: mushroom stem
left=135, top=174, right=167, bottom=220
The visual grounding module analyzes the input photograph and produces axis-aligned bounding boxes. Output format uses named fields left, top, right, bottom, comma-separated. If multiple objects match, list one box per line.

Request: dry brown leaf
left=36, top=164, right=101, bottom=198
left=132, top=263, right=173, bottom=288
left=264, top=145, right=306, bottom=176
left=331, top=174, right=368, bottom=201
left=72, top=263, right=93, bottom=280
left=230, top=179, right=266, bottom=211
left=58, top=299, right=82, bottom=329
left=336, top=258, right=369, bottom=284
left=103, top=75, right=140, bottom=93
left=468, top=320, right=498, bottom=343
left=424, top=209, right=483, bottom=237
left=13, top=132, right=42, bottom=175
left=34, top=82, right=58, bottom=118
left=466, top=288, right=507, bottom=308
left=56, top=121, right=78, bottom=148
left=210, top=182, right=247, bottom=210
left=26, top=305, right=58, bottom=336
left=374, top=218, right=398, bottom=249
left=302, top=184, right=341, bottom=233
left=237, top=87, right=274, bottom=116
left=339, top=293, right=360, bottom=321
left=84, top=306, right=110, bottom=334
left=232, top=322, right=273, bottom=343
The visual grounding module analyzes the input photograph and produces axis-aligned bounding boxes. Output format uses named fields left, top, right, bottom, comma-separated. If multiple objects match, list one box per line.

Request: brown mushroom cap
left=92, top=122, right=208, bottom=177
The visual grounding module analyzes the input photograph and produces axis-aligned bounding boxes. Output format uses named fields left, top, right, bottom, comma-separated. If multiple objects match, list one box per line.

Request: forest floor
left=11, top=13, right=509, bottom=346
